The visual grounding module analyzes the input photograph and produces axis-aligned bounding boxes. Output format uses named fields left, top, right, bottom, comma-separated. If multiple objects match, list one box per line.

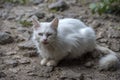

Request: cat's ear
left=32, top=18, right=40, bottom=29
left=51, top=18, right=59, bottom=29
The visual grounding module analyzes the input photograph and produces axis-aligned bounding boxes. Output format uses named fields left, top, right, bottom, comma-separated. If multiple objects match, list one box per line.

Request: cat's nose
left=43, top=39, right=47, bottom=42
left=42, top=39, right=48, bottom=45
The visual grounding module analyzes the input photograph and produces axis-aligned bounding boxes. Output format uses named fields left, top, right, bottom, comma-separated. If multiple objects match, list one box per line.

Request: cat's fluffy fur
left=32, top=18, right=119, bottom=70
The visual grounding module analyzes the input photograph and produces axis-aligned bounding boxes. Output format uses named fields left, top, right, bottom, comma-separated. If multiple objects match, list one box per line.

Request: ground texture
left=0, top=0, right=120, bottom=80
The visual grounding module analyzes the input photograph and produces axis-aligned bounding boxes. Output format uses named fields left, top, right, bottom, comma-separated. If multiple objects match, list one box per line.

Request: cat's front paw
left=40, top=58, right=48, bottom=66
left=46, top=60, right=57, bottom=67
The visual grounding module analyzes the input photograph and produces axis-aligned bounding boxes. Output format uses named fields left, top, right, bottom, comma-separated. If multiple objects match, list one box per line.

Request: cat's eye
left=38, top=33, right=43, bottom=36
left=47, top=33, right=52, bottom=36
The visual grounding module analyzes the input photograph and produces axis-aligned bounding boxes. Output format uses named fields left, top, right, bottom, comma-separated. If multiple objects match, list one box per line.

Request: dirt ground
left=0, top=0, right=120, bottom=80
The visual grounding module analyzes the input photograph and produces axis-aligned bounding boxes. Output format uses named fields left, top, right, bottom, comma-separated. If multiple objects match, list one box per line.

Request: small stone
left=4, top=59, right=18, bottom=67
left=17, top=28, right=31, bottom=41
left=5, top=51, right=17, bottom=56
left=99, top=38, right=108, bottom=43
left=108, top=39, right=120, bottom=51
left=14, top=9, right=25, bottom=18
left=34, top=12, right=45, bottom=19
left=18, top=40, right=36, bottom=50
left=60, top=70, right=83, bottom=79
left=79, top=73, right=84, bottom=80
left=0, top=9, right=9, bottom=19
left=96, top=32, right=104, bottom=40
left=23, top=50, right=38, bottom=57
left=107, top=27, right=120, bottom=51
left=0, top=72, right=6, bottom=78
left=0, top=50, right=6, bottom=57
left=28, top=72, right=38, bottom=76
left=34, top=66, right=53, bottom=78
left=0, top=65, right=5, bottom=71
left=45, top=14, right=55, bottom=22
left=42, top=67, right=54, bottom=73
left=19, top=58, right=30, bottom=64
left=9, top=68, right=20, bottom=73
left=0, top=32, right=14, bottom=45
left=64, top=13, right=79, bottom=18
left=84, top=61, right=94, bottom=68
left=0, top=56, right=3, bottom=62
left=31, top=0, right=44, bottom=5
left=39, top=73, right=50, bottom=78
left=107, top=27, right=120, bottom=38
left=15, top=35, right=26, bottom=42
left=12, top=55, right=21, bottom=59
left=87, top=19, right=93, bottom=24
left=92, top=20, right=101, bottom=28
left=7, top=13, right=16, bottom=20
left=66, top=0, right=77, bottom=5
left=48, top=0, right=69, bottom=11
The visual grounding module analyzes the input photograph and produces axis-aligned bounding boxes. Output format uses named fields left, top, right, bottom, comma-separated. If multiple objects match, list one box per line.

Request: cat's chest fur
left=39, top=38, right=70, bottom=60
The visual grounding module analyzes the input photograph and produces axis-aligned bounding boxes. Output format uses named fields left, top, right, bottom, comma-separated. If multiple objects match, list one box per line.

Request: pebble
left=5, top=51, right=17, bottom=56
left=18, top=40, right=36, bottom=50
left=60, top=69, right=84, bottom=80
left=9, top=68, right=20, bottom=73
left=99, top=38, right=108, bottom=43
left=34, top=12, right=45, bottom=19
left=30, top=0, right=44, bottom=5
left=107, top=27, right=120, bottom=51
left=84, top=61, right=94, bottom=68
left=28, top=72, right=37, bottom=76
left=12, top=55, right=21, bottom=59
left=16, top=32, right=31, bottom=41
left=23, top=50, right=38, bottom=57
left=18, top=58, right=30, bottom=64
left=7, top=13, right=16, bottom=20
left=92, top=20, right=101, bottom=28
left=0, top=32, right=14, bottom=45
left=0, top=50, right=6, bottom=57
left=4, top=59, right=18, bottom=67
left=96, top=31, right=105, bottom=40
left=15, top=35, right=26, bottom=42
left=0, top=72, right=6, bottom=78
left=48, top=0, right=69, bottom=11
left=108, top=39, right=120, bottom=51
left=45, top=14, right=55, bottom=22
left=31, top=66, right=54, bottom=78
left=38, top=72, right=50, bottom=78
left=107, top=27, right=120, bottom=38
left=0, top=9, right=9, bottom=19
left=42, top=66, right=54, bottom=73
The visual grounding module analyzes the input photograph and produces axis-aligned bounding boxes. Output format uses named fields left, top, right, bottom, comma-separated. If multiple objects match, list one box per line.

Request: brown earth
left=0, top=0, right=120, bottom=80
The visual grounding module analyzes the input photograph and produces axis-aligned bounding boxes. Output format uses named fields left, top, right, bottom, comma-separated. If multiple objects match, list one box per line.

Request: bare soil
left=0, top=0, right=120, bottom=80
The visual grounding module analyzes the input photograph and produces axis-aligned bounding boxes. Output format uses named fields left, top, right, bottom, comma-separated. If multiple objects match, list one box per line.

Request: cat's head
left=32, top=18, right=59, bottom=45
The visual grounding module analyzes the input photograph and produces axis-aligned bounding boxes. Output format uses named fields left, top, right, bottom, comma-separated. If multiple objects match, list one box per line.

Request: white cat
left=32, top=18, right=119, bottom=70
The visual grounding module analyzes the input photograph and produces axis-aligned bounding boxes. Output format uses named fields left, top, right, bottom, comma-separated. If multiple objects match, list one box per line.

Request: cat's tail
left=95, top=44, right=120, bottom=70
